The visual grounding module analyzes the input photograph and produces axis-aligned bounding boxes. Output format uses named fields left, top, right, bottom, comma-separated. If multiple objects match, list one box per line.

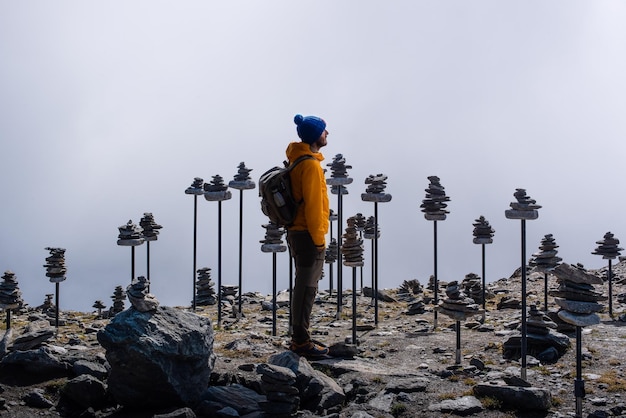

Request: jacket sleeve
left=301, top=160, right=329, bottom=248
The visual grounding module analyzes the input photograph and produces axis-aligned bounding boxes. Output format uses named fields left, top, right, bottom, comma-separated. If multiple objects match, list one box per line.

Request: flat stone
left=360, top=193, right=392, bottom=202
left=557, top=310, right=600, bottom=327
left=204, top=190, right=232, bottom=201
left=554, top=298, right=603, bottom=314
left=505, top=209, right=539, bottom=220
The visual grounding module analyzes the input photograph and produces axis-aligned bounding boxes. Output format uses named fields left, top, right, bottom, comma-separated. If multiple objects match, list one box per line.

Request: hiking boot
left=289, top=340, right=329, bottom=358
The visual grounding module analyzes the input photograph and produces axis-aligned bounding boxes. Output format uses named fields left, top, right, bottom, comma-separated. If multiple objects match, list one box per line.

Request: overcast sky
left=1, top=1, right=625, bottom=313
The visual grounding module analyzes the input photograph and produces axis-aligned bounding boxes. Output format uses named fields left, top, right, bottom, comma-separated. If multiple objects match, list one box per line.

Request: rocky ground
left=1, top=262, right=626, bottom=418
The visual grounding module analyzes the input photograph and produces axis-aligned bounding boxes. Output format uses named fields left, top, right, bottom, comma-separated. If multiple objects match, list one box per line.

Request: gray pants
left=287, top=230, right=324, bottom=344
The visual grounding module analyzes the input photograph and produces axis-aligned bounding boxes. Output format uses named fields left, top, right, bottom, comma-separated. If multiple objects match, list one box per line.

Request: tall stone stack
left=472, top=216, right=494, bottom=244
left=0, top=271, right=23, bottom=312
left=325, top=238, right=338, bottom=265
left=203, top=174, right=232, bottom=201
left=342, top=216, right=364, bottom=267
left=550, top=263, right=606, bottom=328
left=361, top=174, right=392, bottom=203
left=363, top=216, right=379, bottom=240
left=184, top=177, right=204, bottom=196
left=420, top=175, right=450, bottom=221
left=504, top=188, right=541, bottom=220
left=44, top=247, right=67, bottom=283
left=228, top=162, right=255, bottom=190
left=92, top=300, right=106, bottom=317
left=139, top=212, right=162, bottom=242
left=116, top=220, right=145, bottom=246
left=326, top=153, right=353, bottom=186
left=260, top=223, right=287, bottom=253
left=592, top=231, right=623, bottom=316
left=461, top=273, right=484, bottom=305
left=437, top=280, right=481, bottom=321
left=109, top=285, right=126, bottom=317
left=127, top=275, right=159, bottom=312
left=353, top=212, right=366, bottom=231
left=257, top=363, right=299, bottom=417
left=195, top=267, right=217, bottom=306
left=530, top=234, right=562, bottom=272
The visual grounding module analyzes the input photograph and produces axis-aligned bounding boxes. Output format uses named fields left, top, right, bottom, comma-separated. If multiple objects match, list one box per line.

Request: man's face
left=316, top=129, right=328, bottom=148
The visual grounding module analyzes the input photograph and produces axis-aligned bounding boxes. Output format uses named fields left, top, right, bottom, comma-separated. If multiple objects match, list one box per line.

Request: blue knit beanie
left=294, top=114, right=326, bottom=144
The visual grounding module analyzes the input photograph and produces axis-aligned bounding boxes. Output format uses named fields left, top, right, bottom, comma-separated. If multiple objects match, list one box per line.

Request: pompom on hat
left=294, top=114, right=326, bottom=144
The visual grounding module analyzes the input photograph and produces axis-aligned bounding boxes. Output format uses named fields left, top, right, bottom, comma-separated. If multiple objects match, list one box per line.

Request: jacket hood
left=286, top=141, right=324, bottom=163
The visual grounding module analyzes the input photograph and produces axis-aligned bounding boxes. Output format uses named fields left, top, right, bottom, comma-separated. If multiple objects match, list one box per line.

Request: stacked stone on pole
left=92, top=300, right=106, bottom=318
left=421, top=175, right=450, bottom=329
left=551, top=262, right=606, bottom=417
left=195, top=267, right=217, bottom=306
left=139, top=212, right=162, bottom=242
left=361, top=174, right=392, bottom=325
left=461, top=273, right=484, bottom=306
left=504, top=188, right=540, bottom=380
left=437, top=280, right=481, bottom=365
left=472, top=216, right=494, bottom=245
left=342, top=216, right=365, bottom=346
left=204, top=174, right=231, bottom=325
left=326, top=154, right=353, bottom=319
left=229, top=162, right=256, bottom=317
left=186, top=177, right=204, bottom=311
left=44, top=247, right=66, bottom=328
left=261, top=222, right=287, bottom=336
left=0, top=271, right=23, bottom=329
left=117, top=220, right=145, bottom=246
left=529, top=234, right=562, bottom=312
left=591, top=231, right=622, bottom=317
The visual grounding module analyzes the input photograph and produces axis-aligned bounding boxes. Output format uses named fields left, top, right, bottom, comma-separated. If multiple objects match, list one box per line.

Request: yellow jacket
left=286, top=141, right=329, bottom=248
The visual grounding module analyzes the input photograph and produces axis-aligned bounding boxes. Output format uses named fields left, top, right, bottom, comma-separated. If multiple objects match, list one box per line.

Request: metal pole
left=337, top=185, right=343, bottom=319
left=359, top=230, right=364, bottom=294
left=55, top=282, right=60, bottom=329
left=433, top=220, right=438, bottom=329
left=192, top=195, right=198, bottom=311
left=146, top=241, right=151, bottom=293
left=481, top=244, right=486, bottom=311
left=374, top=202, right=379, bottom=326
left=574, top=325, right=584, bottom=418
left=352, top=266, right=357, bottom=345
left=131, top=246, right=135, bottom=283
left=521, top=219, right=527, bottom=380
left=238, top=190, right=244, bottom=316
left=5, top=310, right=10, bottom=330
left=217, top=201, right=223, bottom=326
left=329, top=219, right=334, bottom=297
left=455, top=320, right=461, bottom=365
left=608, top=258, right=613, bottom=317
left=272, top=252, right=277, bottom=336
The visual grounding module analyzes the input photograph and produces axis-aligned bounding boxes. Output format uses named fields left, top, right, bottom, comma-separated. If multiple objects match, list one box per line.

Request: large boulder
left=97, top=306, right=216, bottom=408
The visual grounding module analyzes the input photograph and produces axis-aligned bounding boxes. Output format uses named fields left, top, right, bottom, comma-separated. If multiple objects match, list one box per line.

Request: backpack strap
left=284, top=154, right=314, bottom=170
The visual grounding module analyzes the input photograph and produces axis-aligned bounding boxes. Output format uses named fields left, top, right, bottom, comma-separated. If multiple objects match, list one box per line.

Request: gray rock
left=97, top=305, right=216, bottom=408
left=201, top=384, right=265, bottom=415
left=473, top=382, right=552, bottom=410
left=153, top=407, right=197, bottom=418
left=554, top=297, right=603, bottom=314
left=428, top=395, right=484, bottom=416
left=72, top=359, right=108, bottom=381
left=557, top=309, right=600, bottom=326
left=384, top=377, right=428, bottom=394
left=22, top=388, right=54, bottom=408
left=60, top=374, right=108, bottom=410
left=0, top=347, right=71, bottom=377
left=10, top=319, right=54, bottom=351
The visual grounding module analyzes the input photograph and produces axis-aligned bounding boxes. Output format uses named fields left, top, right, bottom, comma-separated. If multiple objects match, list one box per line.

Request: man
left=286, top=113, right=330, bottom=358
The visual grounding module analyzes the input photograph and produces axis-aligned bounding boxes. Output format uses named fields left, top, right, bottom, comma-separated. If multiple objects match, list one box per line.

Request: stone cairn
left=139, top=212, right=162, bottom=242
left=39, top=294, right=55, bottom=313
left=461, top=273, right=484, bottom=305
left=530, top=234, right=563, bottom=312
left=437, top=280, right=481, bottom=364
left=398, top=279, right=426, bottom=315
left=221, top=285, right=240, bottom=318
left=195, top=267, right=217, bottom=306
left=420, top=175, right=450, bottom=221
left=550, top=262, right=606, bottom=415
left=472, top=216, right=494, bottom=244
left=260, top=223, right=287, bottom=253
left=327, top=153, right=353, bottom=184
left=203, top=174, right=232, bottom=201
left=592, top=231, right=622, bottom=317
left=228, top=161, right=255, bottom=190
left=184, top=177, right=204, bottom=196
left=550, top=263, right=606, bottom=329
left=361, top=174, right=392, bottom=203
left=44, top=247, right=67, bottom=283
left=127, top=275, right=159, bottom=312
left=0, top=270, right=23, bottom=329
left=503, top=304, right=569, bottom=364
left=363, top=216, right=379, bottom=240
left=342, top=216, right=365, bottom=345
left=109, top=285, right=126, bottom=317
left=256, top=363, right=299, bottom=417
left=325, top=238, right=338, bottom=265
left=437, top=280, right=481, bottom=321
left=504, top=188, right=541, bottom=220
left=92, top=300, right=106, bottom=317
left=116, top=220, right=145, bottom=246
